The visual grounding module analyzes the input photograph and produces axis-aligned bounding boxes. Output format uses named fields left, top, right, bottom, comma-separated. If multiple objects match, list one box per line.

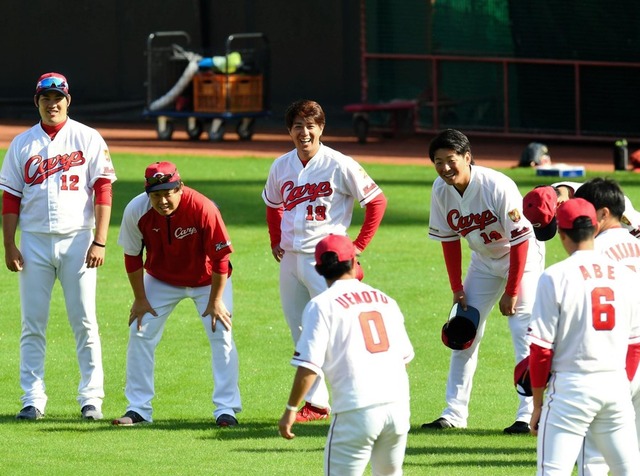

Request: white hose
left=148, top=45, right=202, bottom=111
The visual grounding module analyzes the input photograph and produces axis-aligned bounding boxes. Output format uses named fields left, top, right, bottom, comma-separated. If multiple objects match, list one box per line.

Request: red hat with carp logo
left=144, top=161, right=182, bottom=193
left=523, top=185, right=558, bottom=241
left=35, top=72, right=69, bottom=98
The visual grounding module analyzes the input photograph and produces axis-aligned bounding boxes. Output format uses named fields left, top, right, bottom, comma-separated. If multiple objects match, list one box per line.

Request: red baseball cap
left=523, top=186, right=558, bottom=241
left=556, top=198, right=597, bottom=230
left=144, top=161, right=181, bottom=193
left=35, top=72, right=69, bottom=97
left=631, top=149, right=640, bottom=173
left=314, top=234, right=356, bottom=265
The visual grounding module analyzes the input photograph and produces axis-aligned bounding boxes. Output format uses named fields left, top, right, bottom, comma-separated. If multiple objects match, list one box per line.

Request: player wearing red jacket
left=113, top=161, right=241, bottom=427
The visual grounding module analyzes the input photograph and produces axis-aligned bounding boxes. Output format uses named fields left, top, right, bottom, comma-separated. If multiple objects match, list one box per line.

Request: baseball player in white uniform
left=113, top=162, right=241, bottom=427
left=279, top=234, right=414, bottom=476
left=528, top=198, right=640, bottom=475
left=263, top=99, right=387, bottom=422
left=0, top=72, right=116, bottom=421
left=570, top=178, right=640, bottom=476
left=422, top=129, right=544, bottom=434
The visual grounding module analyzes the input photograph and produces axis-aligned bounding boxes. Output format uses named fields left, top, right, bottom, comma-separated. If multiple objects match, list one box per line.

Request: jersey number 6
left=591, top=286, right=615, bottom=331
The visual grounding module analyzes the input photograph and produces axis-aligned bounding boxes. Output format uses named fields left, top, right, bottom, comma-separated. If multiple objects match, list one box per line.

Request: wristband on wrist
left=92, top=241, right=106, bottom=248
left=285, top=404, right=298, bottom=412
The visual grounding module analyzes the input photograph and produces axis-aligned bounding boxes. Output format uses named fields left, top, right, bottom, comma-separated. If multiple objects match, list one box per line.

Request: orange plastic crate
left=193, top=73, right=263, bottom=113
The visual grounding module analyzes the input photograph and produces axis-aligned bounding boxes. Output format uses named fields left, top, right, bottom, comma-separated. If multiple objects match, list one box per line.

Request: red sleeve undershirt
left=93, top=178, right=113, bottom=206
left=266, top=205, right=283, bottom=248
left=353, top=193, right=387, bottom=251
left=441, top=240, right=463, bottom=293
left=124, top=253, right=144, bottom=273
left=505, top=239, right=528, bottom=296
left=211, top=255, right=230, bottom=275
left=2, top=191, right=21, bottom=215
left=529, top=343, right=553, bottom=388
left=627, top=342, right=640, bottom=381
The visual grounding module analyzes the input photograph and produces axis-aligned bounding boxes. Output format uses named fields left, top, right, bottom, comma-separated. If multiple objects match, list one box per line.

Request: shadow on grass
left=2, top=415, right=330, bottom=439
left=407, top=424, right=536, bottom=470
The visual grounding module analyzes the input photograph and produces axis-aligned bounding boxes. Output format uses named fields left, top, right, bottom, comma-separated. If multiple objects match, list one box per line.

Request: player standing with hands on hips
left=263, top=99, right=387, bottom=422
left=0, top=72, right=116, bottom=421
left=112, top=161, right=241, bottom=427
left=528, top=198, right=640, bottom=474
left=279, top=234, right=414, bottom=476
left=422, top=129, right=544, bottom=433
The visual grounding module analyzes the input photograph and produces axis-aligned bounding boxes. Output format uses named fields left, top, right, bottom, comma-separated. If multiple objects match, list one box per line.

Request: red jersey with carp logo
left=0, top=119, right=116, bottom=234
left=118, top=186, right=232, bottom=287
left=428, top=165, right=533, bottom=259
left=262, top=144, right=382, bottom=254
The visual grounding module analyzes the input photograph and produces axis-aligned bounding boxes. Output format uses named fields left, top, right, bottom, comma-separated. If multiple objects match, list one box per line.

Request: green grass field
left=0, top=148, right=636, bottom=475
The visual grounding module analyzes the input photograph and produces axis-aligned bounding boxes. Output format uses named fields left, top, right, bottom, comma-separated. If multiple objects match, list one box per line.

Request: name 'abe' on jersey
left=428, top=166, right=533, bottom=260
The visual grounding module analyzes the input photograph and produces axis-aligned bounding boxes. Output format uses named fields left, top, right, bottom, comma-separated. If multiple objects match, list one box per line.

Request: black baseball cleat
left=16, top=406, right=44, bottom=420
left=112, top=410, right=148, bottom=426
left=81, top=405, right=103, bottom=420
left=216, top=414, right=238, bottom=427
left=503, top=420, right=531, bottom=434
left=421, top=417, right=455, bottom=429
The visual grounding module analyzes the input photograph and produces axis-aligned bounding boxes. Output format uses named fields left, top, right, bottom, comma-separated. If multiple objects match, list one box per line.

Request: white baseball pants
left=124, top=274, right=241, bottom=421
left=18, top=230, right=104, bottom=413
left=440, top=238, right=544, bottom=427
left=279, top=251, right=330, bottom=410
left=324, top=401, right=410, bottom=476
left=537, top=371, right=640, bottom=475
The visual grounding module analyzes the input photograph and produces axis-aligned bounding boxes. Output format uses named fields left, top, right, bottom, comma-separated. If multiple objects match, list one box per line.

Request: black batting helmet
left=441, top=303, right=480, bottom=350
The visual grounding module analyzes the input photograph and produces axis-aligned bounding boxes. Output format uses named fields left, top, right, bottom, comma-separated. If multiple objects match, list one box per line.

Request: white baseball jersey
left=0, top=119, right=116, bottom=234
left=595, top=227, right=640, bottom=272
left=429, top=165, right=534, bottom=260
left=554, top=181, right=640, bottom=238
left=578, top=226, right=640, bottom=476
left=292, top=278, right=414, bottom=414
left=528, top=250, right=640, bottom=372
left=262, top=144, right=382, bottom=254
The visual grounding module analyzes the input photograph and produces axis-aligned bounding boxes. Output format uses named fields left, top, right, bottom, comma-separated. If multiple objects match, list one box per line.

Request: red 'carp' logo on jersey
left=447, top=209, right=498, bottom=237
left=281, top=180, right=333, bottom=210
left=25, top=151, right=86, bottom=186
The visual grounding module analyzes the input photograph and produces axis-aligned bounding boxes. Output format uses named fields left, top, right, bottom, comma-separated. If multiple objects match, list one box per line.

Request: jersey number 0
left=359, top=311, right=390, bottom=353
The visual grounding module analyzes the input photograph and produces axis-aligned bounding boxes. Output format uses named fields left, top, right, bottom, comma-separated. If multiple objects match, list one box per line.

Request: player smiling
left=1, top=72, right=116, bottom=421
left=263, top=99, right=387, bottom=422
left=422, top=129, right=544, bottom=434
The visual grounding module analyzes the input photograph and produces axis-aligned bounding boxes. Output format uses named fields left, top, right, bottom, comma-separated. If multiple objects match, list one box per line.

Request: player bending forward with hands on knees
left=1, top=72, right=116, bottom=421
left=422, top=129, right=544, bottom=434
left=279, top=234, right=414, bottom=476
left=528, top=198, right=640, bottom=475
left=112, top=161, right=241, bottom=427
left=263, top=99, right=387, bottom=422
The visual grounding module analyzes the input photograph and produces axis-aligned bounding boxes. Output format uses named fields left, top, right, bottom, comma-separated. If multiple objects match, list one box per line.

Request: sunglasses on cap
left=36, top=77, right=68, bottom=91
left=146, top=172, right=175, bottom=186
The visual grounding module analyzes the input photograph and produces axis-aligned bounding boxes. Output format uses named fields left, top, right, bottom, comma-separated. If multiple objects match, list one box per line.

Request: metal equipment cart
left=143, top=31, right=270, bottom=141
